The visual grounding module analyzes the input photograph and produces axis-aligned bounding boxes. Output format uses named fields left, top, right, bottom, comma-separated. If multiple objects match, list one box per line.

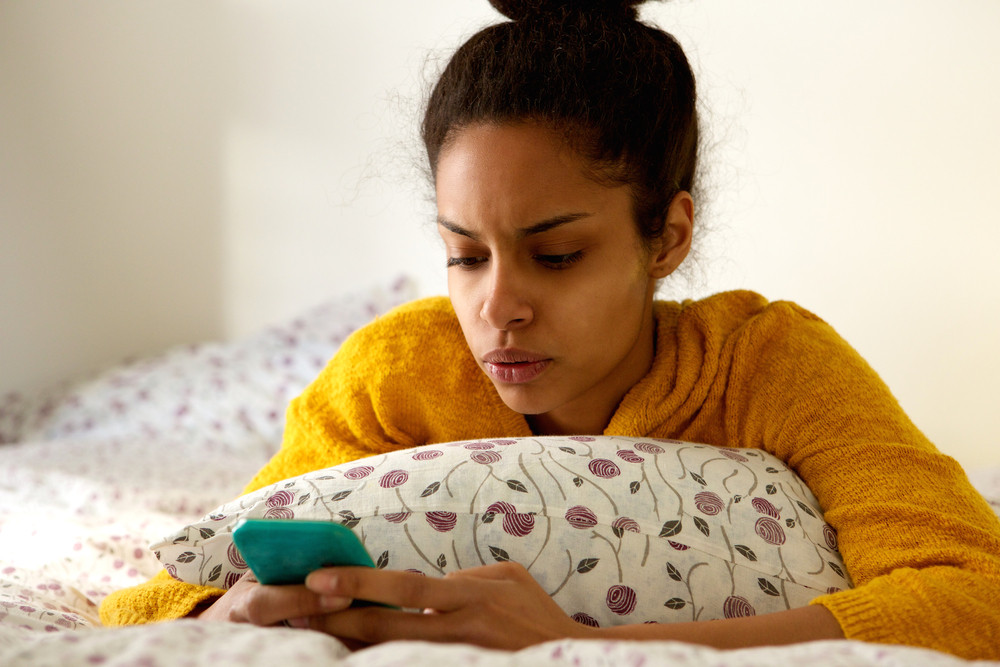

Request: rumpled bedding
left=2, top=278, right=998, bottom=666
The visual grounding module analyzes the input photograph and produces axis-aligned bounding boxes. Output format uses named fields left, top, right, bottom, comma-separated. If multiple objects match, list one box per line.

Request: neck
left=527, top=304, right=658, bottom=436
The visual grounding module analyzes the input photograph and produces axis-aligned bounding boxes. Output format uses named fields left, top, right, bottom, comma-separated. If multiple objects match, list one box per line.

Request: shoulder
left=329, top=296, right=476, bottom=391
left=653, top=290, right=857, bottom=375
left=655, top=290, right=829, bottom=341
left=363, top=295, right=460, bottom=332
left=342, top=296, right=464, bottom=354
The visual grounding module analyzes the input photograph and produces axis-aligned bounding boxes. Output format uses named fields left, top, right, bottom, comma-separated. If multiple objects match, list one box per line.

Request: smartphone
left=231, top=518, right=375, bottom=586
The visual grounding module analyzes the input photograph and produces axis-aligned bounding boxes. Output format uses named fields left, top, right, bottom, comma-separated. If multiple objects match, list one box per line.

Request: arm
left=295, top=562, right=842, bottom=650
left=240, top=297, right=528, bottom=495
left=720, top=302, right=1000, bottom=658
left=102, top=298, right=528, bottom=626
left=100, top=313, right=414, bottom=626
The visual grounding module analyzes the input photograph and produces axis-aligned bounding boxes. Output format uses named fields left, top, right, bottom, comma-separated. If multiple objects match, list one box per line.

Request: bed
left=2, top=278, right=998, bottom=666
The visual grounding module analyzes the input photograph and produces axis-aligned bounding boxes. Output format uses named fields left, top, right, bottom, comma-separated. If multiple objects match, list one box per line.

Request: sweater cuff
left=810, top=587, right=896, bottom=646
left=99, top=571, right=226, bottom=626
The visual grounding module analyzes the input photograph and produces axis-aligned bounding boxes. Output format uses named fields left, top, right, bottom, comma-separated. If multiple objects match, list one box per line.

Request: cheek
left=447, top=271, right=483, bottom=330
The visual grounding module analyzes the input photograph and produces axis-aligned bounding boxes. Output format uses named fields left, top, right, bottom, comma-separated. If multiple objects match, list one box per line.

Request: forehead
left=438, top=123, right=584, bottom=182
left=435, top=122, right=628, bottom=226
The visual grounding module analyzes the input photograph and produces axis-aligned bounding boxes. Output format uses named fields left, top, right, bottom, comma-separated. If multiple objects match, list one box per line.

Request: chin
left=492, top=383, right=554, bottom=417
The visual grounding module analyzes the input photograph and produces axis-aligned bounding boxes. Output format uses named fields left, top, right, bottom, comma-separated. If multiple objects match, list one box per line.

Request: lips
left=482, top=348, right=551, bottom=384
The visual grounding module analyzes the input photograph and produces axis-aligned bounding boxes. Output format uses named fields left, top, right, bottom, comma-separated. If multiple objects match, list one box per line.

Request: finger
left=305, top=567, right=471, bottom=612
left=443, top=561, right=530, bottom=582
left=236, top=583, right=350, bottom=626
left=311, top=604, right=471, bottom=645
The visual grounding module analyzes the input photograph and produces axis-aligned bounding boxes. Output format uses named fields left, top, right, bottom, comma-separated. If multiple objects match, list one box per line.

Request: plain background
left=2, top=1, right=998, bottom=468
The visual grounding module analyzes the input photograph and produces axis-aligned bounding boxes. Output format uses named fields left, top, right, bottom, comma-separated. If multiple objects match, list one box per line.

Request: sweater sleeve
left=100, top=297, right=527, bottom=626
left=241, top=297, right=528, bottom=494
left=99, top=326, right=396, bottom=624
left=725, top=301, right=1000, bottom=659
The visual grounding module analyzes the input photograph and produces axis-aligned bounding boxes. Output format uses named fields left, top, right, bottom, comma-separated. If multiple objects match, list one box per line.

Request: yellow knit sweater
left=100, top=292, right=1000, bottom=659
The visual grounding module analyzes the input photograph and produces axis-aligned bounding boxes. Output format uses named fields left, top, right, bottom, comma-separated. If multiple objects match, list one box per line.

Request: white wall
left=2, top=1, right=998, bottom=469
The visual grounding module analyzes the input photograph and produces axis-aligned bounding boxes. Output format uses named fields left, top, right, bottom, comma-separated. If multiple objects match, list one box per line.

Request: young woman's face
left=435, top=122, right=689, bottom=435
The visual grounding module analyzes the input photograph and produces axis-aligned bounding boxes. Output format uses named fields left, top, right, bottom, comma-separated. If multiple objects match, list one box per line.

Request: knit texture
left=100, top=292, right=1000, bottom=659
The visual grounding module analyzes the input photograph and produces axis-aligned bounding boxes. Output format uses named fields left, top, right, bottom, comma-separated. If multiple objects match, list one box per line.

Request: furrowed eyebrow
left=436, top=217, right=480, bottom=241
left=518, top=212, right=591, bottom=238
left=436, top=212, right=592, bottom=241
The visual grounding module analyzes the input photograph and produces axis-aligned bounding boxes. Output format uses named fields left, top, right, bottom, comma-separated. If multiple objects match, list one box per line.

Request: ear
left=647, top=191, right=694, bottom=279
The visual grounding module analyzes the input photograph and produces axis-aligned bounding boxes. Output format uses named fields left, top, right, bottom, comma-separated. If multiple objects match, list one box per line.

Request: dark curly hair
left=421, top=0, right=698, bottom=246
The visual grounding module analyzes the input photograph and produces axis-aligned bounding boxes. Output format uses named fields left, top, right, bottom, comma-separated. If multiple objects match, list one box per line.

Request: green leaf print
left=659, top=520, right=682, bottom=538
left=489, top=546, right=511, bottom=562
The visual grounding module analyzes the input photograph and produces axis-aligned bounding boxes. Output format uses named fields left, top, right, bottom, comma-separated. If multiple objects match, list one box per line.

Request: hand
left=301, top=561, right=594, bottom=649
left=195, top=571, right=352, bottom=626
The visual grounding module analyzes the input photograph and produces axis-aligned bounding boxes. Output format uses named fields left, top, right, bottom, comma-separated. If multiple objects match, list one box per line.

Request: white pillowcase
left=0, top=277, right=416, bottom=451
left=153, top=436, right=851, bottom=627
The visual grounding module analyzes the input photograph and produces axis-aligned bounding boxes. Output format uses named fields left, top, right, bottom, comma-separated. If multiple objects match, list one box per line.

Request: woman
left=101, top=0, right=1000, bottom=658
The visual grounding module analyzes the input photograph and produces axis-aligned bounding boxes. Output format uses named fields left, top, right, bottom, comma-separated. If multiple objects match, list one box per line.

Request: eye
left=534, top=251, right=584, bottom=270
left=446, top=256, right=488, bottom=269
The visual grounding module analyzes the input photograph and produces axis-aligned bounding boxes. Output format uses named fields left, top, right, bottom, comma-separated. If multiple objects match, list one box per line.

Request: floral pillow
left=153, top=436, right=851, bottom=627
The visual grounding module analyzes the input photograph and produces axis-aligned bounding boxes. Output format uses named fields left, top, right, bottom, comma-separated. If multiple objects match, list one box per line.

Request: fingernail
left=285, top=617, right=310, bottom=629
left=319, top=595, right=352, bottom=611
left=305, top=570, right=333, bottom=591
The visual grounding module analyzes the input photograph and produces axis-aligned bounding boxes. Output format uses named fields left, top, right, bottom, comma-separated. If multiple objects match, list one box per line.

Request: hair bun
left=488, top=0, right=645, bottom=22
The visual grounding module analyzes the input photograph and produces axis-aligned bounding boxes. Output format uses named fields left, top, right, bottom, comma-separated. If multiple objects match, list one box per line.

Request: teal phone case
left=231, top=518, right=375, bottom=586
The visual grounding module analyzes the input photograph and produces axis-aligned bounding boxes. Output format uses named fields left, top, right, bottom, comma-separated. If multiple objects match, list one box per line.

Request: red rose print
left=486, top=501, right=515, bottom=515
left=571, top=612, right=600, bottom=627
left=164, top=564, right=179, bottom=580
left=463, top=442, right=495, bottom=450
left=633, top=442, right=664, bottom=454
left=471, top=450, right=502, bottom=464
left=264, top=506, right=294, bottom=519
left=612, top=517, right=640, bottom=534
left=379, top=470, right=409, bottom=488
left=668, top=540, right=689, bottom=550
left=411, top=450, right=443, bottom=461
left=694, top=491, right=724, bottom=516
left=719, top=448, right=749, bottom=462
left=383, top=512, right=410, bottom=523
left=606, top=584, right=637, bottom=615
left=344, top=465, right=374, bottom=480
left=227, top=542, right=246, bottom=569
left=266, top=490, right=293, bottom=508
left=485, top=501, right=534, bottom=536
left=615, top=450, right=645, bottom=463
left=823, top=524, right=838, bottom=550
left=569, top=436, right=596, bottom=442
left=490, top=439, right=516, bottom=446
left=502, top=512, right=535, bottom=537
left=425, top=511, right=457, bottom=532
left=588, top=458, right=620, bottom=478
left=224, top=571, right=242, bottom=589
left=565, top=505, right=598, bottom=529
left=751, top=497, right=779, bottom=518
left=754, top=517, right=786, bottom=545
left=723, top=595, right=755, bottom=618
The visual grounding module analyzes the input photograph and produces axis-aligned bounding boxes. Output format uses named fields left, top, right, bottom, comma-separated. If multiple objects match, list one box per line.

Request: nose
left=480, top=261, right=533, bottom=331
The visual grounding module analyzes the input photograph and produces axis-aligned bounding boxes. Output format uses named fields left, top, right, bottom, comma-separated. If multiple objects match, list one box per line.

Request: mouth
left=482, top=349, right=551, bottom=384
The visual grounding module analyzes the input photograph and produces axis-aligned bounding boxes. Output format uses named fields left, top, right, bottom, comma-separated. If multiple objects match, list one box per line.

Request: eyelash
left=535, top=251, right=584, bottom=269
left=446, top=251, right=585, bottom=271
left=446, top=256, right=488, bottom=269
